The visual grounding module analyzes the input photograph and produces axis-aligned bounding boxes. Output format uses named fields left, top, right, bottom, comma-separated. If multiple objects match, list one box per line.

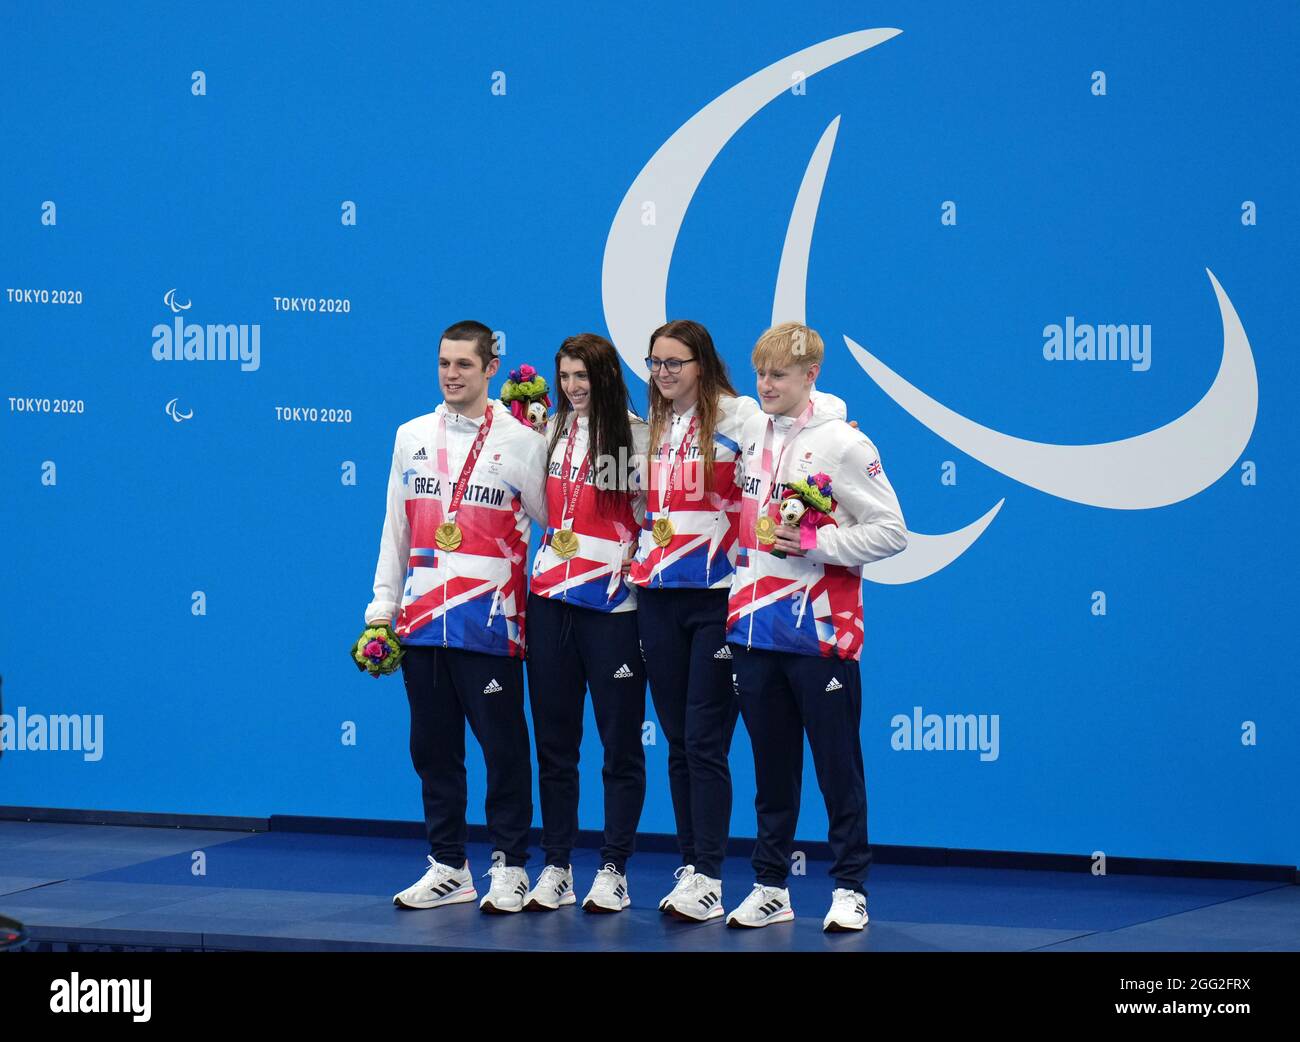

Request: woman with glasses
left=523, top=333, right=651, bottom=914
left=626, top=319, right=761, bottom=922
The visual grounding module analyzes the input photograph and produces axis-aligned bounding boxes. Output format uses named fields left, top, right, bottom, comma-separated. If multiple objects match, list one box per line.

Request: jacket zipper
left=746, top=575, right=757, bottom=649
left=746, top=496, right=758, bottom=648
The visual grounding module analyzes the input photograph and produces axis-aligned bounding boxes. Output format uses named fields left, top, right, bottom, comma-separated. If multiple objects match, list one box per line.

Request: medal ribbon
left=656, top=414, right=698, bottom=520
left=435, top=403, right=495, bottom=526
left=755, top=399, right=815, bottom=523
left=557, top=421, right=593, bottom=533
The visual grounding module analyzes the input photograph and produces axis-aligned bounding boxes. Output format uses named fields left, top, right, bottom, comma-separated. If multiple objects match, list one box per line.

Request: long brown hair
left=646, top=319, right=738, bottom=494
left=549, top=333, right=639, bottom=520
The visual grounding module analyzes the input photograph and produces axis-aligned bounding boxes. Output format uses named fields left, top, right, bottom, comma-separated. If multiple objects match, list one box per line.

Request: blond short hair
left=752, top=322, right=824, bottom=369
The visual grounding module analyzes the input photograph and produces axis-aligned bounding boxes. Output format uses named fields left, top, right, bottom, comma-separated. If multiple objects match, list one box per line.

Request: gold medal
left=435, top=521, right=463, bottom=552
left=755, top=515, right=778, bottom=545
left=652, top=517, right=675, bottom=548
left=551, top=528, right=580, bottom=559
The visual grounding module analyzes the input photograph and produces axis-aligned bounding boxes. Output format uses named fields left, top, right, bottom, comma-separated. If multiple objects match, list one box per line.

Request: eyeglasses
left=645, top=356, right=698, bottom=375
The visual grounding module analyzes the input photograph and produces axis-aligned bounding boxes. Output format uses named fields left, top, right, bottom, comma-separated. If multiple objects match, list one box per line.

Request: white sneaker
left=725, top=882, right=794, bottom=928
left=582, top=863, right=630, bottom=913
left=392, top=856, right=477, bottom=909
left=524, top=864, right=576, bottom=911
left=479, top=864, right=530, bottom=914
left=659, top=864, right=696, bottom=911
left=822, top=888, right=869, bottom=932
left=664, top=870, right=723, bottom=922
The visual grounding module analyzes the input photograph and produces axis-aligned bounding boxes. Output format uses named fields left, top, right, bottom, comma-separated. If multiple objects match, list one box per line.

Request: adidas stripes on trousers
left=730, top=644, right=872, bottom=894
left=636, top=586, right=740, bottom=879
left=524, top=591, right=647, bottom=874
left=400, top=645, right=533, bottom=869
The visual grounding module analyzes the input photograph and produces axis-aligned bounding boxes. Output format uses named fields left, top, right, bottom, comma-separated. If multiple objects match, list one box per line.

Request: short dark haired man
left=366, top=320, right=548, bottom=914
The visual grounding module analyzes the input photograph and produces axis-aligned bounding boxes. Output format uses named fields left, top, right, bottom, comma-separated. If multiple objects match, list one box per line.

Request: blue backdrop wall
left=2, top=1, right=1296, bottom=867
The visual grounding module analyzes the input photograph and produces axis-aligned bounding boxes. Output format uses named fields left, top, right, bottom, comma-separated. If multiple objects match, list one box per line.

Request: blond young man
left=724, top=322, right=907, bottom=932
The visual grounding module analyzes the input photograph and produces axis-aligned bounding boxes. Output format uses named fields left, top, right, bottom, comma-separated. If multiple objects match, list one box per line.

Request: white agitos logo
left=163, top=287, right=192, bottom=313
left=602, top=28, right=1259, bottom=584
left=165, top=397, right=193, bottom=422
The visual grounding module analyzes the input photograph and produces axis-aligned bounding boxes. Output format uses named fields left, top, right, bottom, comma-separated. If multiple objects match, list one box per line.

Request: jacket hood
left=805, top=388, right=847, bottom=427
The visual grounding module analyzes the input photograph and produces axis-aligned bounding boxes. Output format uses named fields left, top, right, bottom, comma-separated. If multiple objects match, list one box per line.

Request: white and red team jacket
left=365, top=399, right=548, bottom=657
left=627, top=391, right=851, bottom=592
left=727, top=393, right=908, bottom=661
left=530, top=413, right=649, bottom=613
left=627, top=394, right=760, bottom=591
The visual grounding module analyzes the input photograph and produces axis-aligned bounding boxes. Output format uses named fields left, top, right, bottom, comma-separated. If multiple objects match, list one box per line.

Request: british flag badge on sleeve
left=866, top=458, right=882, bottom=478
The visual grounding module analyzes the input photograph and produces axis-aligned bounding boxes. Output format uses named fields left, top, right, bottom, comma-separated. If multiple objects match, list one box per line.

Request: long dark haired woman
left=524, top=333, right=650, bottom=913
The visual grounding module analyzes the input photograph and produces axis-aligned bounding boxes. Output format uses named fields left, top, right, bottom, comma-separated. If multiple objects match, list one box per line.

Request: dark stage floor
left=2, top=821, right=1296, bottom=952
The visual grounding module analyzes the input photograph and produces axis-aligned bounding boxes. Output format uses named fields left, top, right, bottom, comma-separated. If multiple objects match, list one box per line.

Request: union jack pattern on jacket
left=627, top=394, right=760, bottom=590
left=726, top=395, right=907, bottom=661
left=530, top=413, right=648, bottom=613
left=365, top=400, right=548, bottom=657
